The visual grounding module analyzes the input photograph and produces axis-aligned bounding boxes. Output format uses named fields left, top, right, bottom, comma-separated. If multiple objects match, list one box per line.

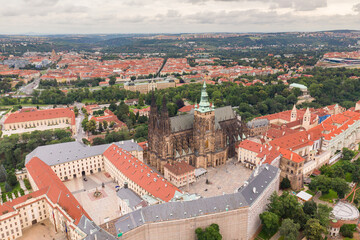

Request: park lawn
left=345, top=172, right=353, bottom=182
left=319, top=189, right=338, bottom=202
left=330, top=160, right=344, bottom=168
left=81, top=99, right=96, bottom=104
left=257, top=229, right=277, bottom=240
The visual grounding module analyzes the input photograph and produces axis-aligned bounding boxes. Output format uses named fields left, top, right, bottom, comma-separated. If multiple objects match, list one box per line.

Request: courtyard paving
left=63, top=172, right=121, bottom=226
left=180, top=158, right=253, bottom=198
left=18, top=219, right=66, bottom=240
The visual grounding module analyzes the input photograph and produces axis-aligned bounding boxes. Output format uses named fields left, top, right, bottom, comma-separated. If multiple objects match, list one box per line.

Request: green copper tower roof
left=196, top=81, right=213, bottom=113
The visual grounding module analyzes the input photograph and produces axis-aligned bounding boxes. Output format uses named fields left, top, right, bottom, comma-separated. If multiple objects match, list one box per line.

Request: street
left=18, top=78, right=40, bottom=95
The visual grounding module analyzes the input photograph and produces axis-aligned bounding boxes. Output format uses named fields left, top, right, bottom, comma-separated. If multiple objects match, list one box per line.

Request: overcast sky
left=0, top=0, right=359, bottom=34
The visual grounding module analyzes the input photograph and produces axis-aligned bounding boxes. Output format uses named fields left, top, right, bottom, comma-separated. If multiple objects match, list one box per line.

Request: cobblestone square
left=180, top=158, right=253, bottom=198
left=63, top=172, right=121, bottom=225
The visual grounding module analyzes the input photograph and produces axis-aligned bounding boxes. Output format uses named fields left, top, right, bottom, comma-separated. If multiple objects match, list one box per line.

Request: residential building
left=237, top=140, right=281, bottom=169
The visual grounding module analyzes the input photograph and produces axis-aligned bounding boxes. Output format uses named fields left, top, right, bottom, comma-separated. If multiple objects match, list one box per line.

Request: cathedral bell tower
left=193, top=82, right=216, bottom=169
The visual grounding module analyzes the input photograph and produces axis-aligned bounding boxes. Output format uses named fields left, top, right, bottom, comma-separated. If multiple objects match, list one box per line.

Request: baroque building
left=147, top=82, right=246, bottom=173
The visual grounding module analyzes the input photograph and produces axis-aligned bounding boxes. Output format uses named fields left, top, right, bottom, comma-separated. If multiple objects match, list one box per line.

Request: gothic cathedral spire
left=197, top=81, right=212, bottom=113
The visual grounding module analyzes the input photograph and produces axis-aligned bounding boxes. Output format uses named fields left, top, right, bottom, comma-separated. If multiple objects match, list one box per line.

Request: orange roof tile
left=103, top=144, right=180, bottom=202
left=26, top=157, right=90, bottom=224
left=4, top=108, right=75, bottom=125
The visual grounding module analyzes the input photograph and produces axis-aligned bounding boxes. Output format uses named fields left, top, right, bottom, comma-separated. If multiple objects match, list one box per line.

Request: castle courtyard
left=180, top=158, right=253, bottom=198
left=63, top=172, right=121, bottom=226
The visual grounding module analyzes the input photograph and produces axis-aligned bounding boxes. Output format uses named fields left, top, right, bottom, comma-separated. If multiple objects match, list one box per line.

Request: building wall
left=163, top=168, right=195, bottom=188
left=51, top=154, right=105, bottom=181
left=3, top=116, right=76, bottom=136
left=280, top=157, right=304, bottom=191
left=247, top=170, right=280, bottom=239
left=238, top=148, right=260, bottom=170
left=121, top=207, right=249, bottom=240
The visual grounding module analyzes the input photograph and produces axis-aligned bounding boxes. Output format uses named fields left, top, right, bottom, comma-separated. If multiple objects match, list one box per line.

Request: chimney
left=290, top=153, right=293, bottom=160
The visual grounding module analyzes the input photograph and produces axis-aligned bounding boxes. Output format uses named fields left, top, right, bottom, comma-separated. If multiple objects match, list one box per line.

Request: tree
left=195, top=223, right=222, bottom=240
left=109, top=102, right=117, bottom=112
left=340, top=224, right=356, bottom=238
left=82, top=118, right=89, bottom=131
left=267, top=191, right=301, bottom=219
left=342, top=148, right=355, bottom=161
left=109, top=121, right=115, bottom=128
left=139, top=95, right=145, bottom=106
left=4, top=182, right=11, bottom=192
left=109, top=76, right=116, bottom=85
left=92, top=137, right=106, bottom=146
left=331, top=177, right=349, bottom=199
left=314, top=204, right=332, bottom=227
left=0, top=165, right=7, bottom=182
left=304, top=218, right=326, bottom=240
left=260, top=211, right=280, bottom=235
left=7, top=171, right=18, bottom=187
left=103, top=120, right=108, bottom=130
left=279, top=219, right=300, bottom=240
left=303, top=200, right=317, bottom=216
left=280, top=177, right=291, bottom=189
left=74, top=106, right=79, bottom=117
left=87, top=120, right=97, bottom=134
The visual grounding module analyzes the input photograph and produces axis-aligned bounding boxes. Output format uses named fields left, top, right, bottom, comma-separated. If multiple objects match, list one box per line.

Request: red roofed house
left=132, top=106, right=150, bottom=117
left=90, top=109, right=127, bottom=131
left=2, top=108, right=76, bottom=136
left=164, top=161, right=196, bottom=187
left=237, top=139, right=281, bottom=170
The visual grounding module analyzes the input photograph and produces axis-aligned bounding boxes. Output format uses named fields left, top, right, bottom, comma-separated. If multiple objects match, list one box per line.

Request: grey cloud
left=186, top=0, right=327, bottom=11
left=353, top=3, right=360, bottom=12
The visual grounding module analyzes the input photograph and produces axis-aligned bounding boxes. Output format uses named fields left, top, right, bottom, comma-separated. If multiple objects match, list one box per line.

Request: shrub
left=1, top=193, right=7, bottom=203
left=340, top=224, right=356, bottom=238
left=19, top=189, right=25, bottom=196
left=23, top=179, right=32, bottom=190
left=13, top=191, right=18, bottom=198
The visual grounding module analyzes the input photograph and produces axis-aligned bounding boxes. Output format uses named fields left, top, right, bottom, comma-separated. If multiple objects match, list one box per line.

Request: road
left=18, top=78, right=40, bottom=95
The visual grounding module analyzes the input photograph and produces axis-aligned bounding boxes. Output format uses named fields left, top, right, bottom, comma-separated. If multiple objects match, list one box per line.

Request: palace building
left=147, top=82, right=246, bottom=173
left=2, top=108, right=76, bottom=136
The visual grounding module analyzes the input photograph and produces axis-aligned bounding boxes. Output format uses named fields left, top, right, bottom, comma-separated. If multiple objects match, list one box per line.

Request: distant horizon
left=1, top=0, right=359, bottom=34
left=2, top=29, right=360, bottom=36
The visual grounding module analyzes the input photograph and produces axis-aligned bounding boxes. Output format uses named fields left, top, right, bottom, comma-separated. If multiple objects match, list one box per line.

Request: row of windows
left=8, top=118, right=70, bottom=130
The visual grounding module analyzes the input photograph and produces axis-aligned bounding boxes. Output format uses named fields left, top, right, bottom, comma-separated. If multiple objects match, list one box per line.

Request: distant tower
left=302, top=108, right=311, bottom=130
left=193, top=82, right=216, bottom=169
left=51, top=49, right=57, bottom=58
left=290, top=105, right=297, bottom=122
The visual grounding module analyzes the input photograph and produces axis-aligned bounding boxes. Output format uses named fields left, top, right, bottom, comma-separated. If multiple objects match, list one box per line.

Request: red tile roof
left=103, top=144, right=180, bottom=202
left=278, top=148, right=304, bottom=163
left=26, top=157, right=90, bottom=224
left=178, top=105, right=195, bottom=113
left=164, top=161, right=195, bottom=176
left=270, top=131, right=314, bottom=151
left=4, top=108, right=75, bottom=125
left=90, top=110, right=126, bottom=128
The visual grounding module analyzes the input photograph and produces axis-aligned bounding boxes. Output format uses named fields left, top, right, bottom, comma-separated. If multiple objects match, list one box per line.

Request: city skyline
left=0, top=0, right=359, bottom=34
